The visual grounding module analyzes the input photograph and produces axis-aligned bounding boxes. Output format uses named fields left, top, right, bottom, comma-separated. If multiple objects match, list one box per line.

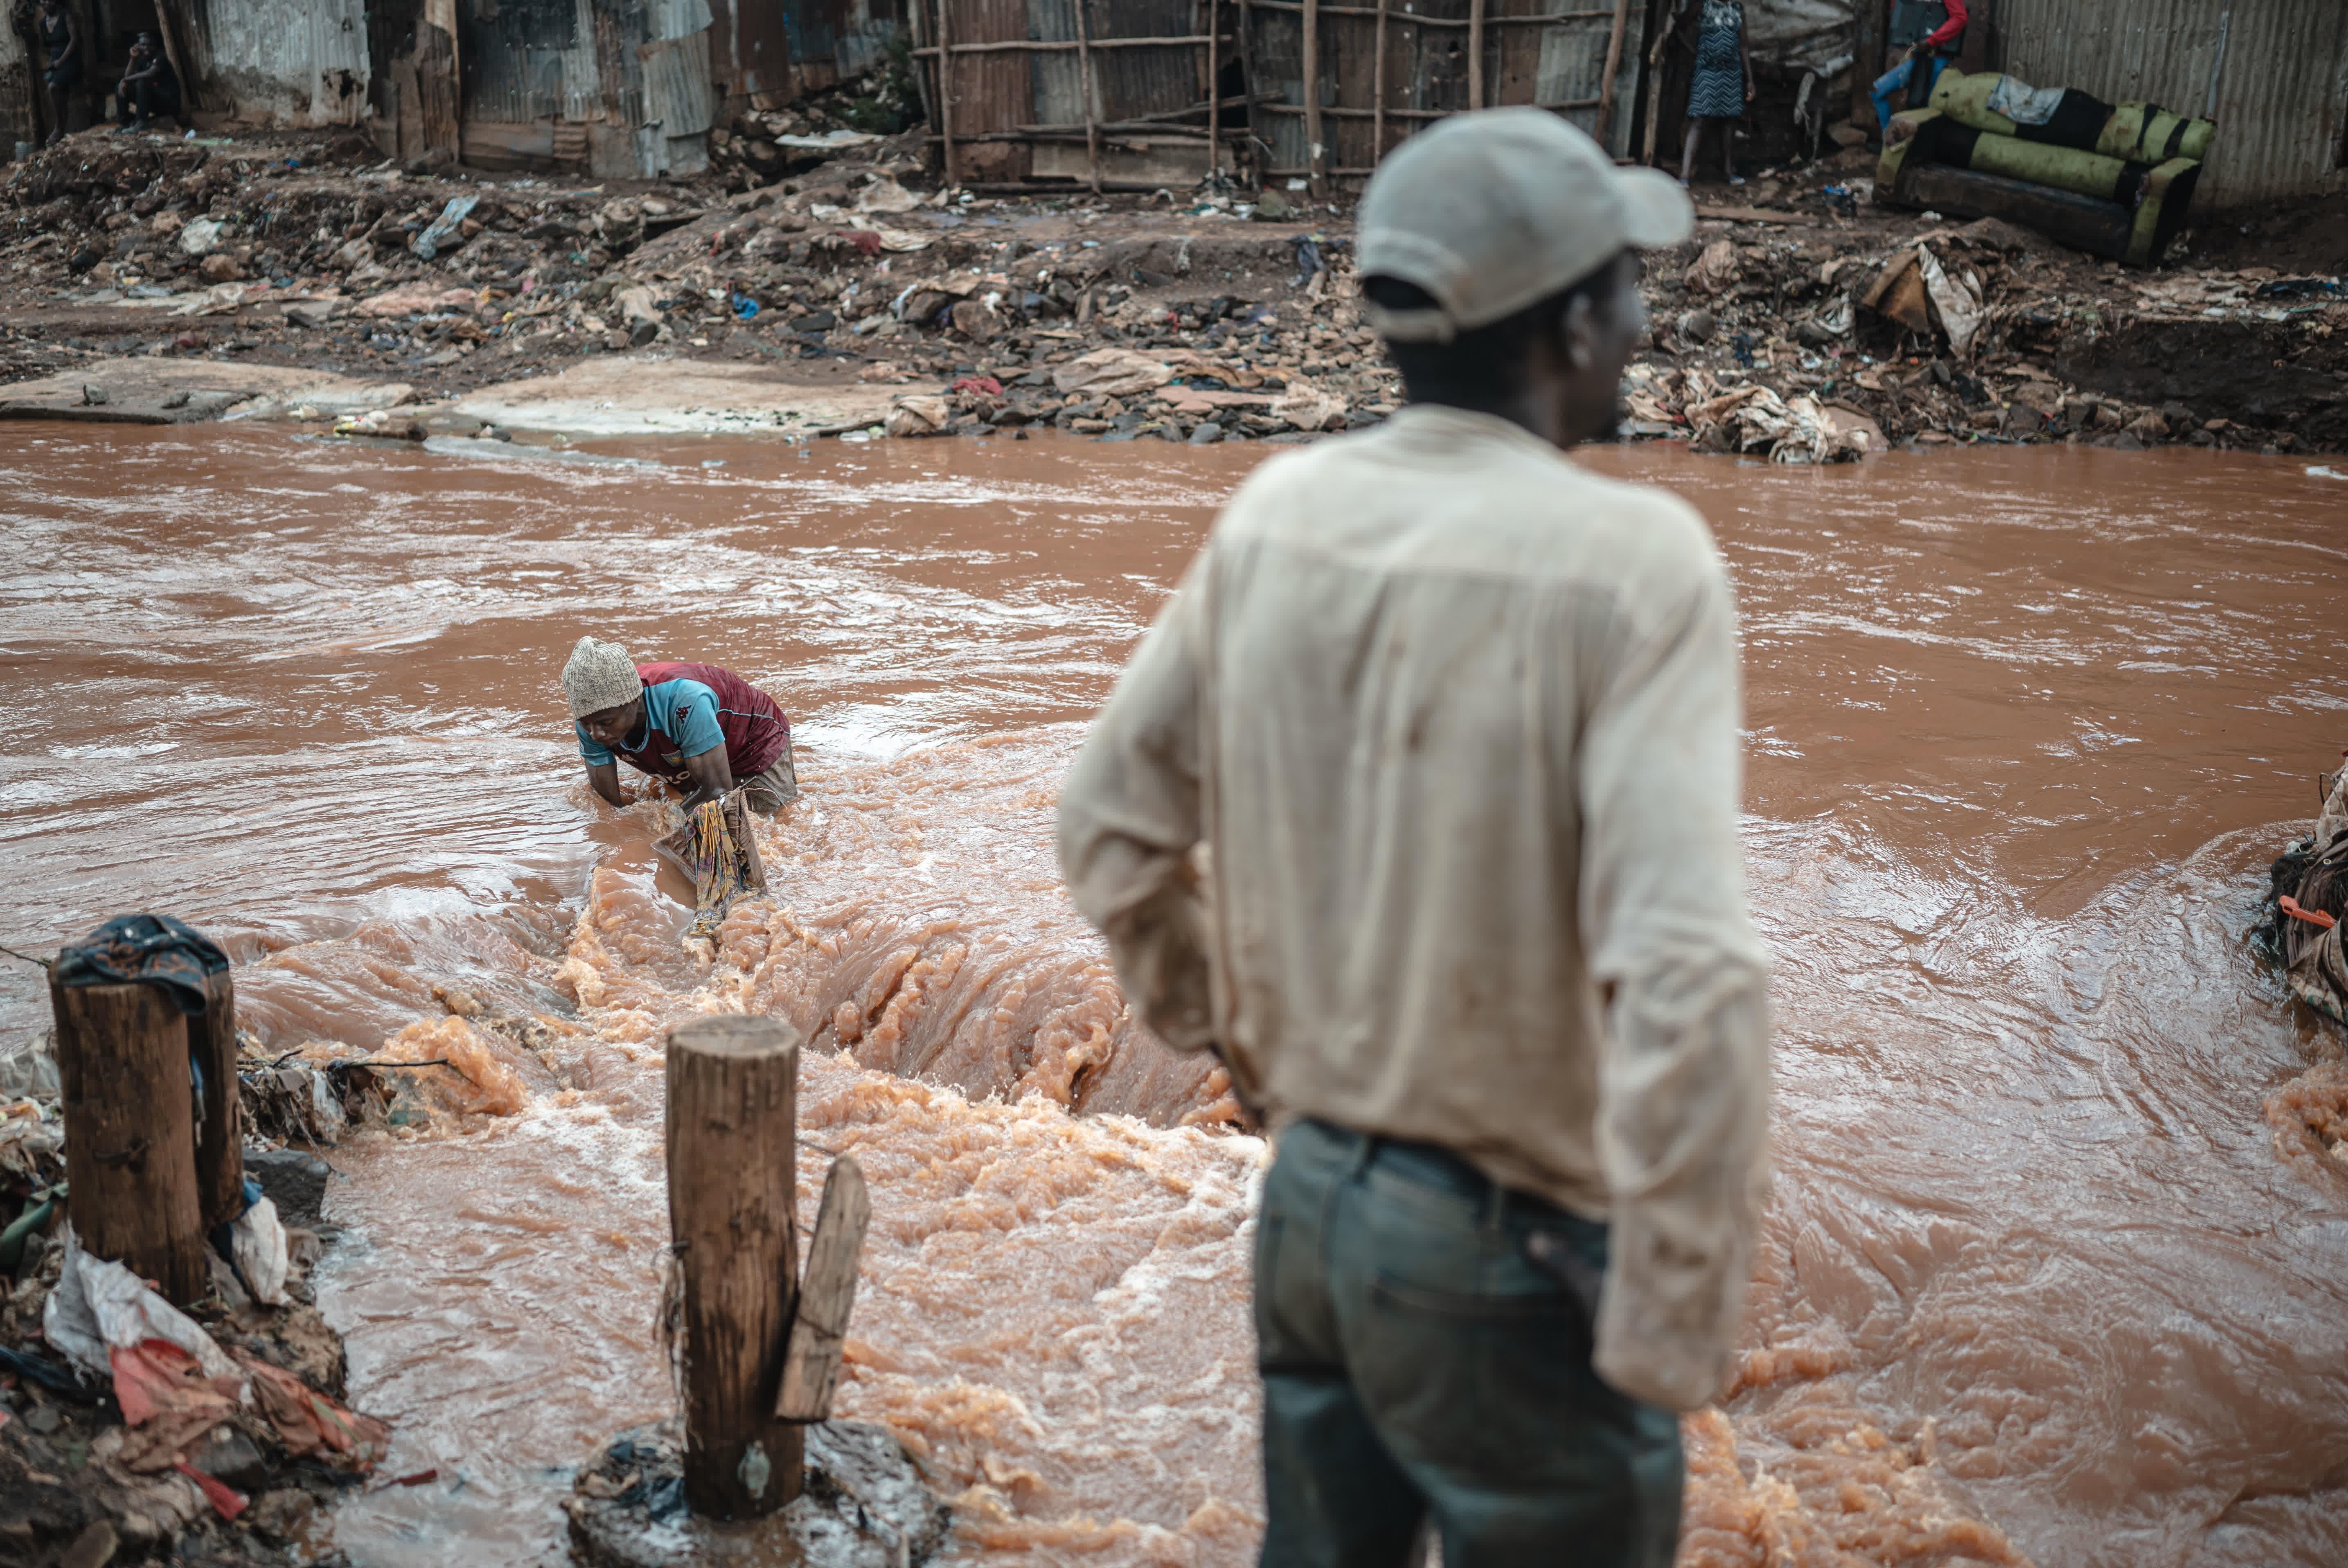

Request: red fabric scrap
left=840, top=230, right=883, bottom=257
left=176, top=1460, right=250, bottom=1520
left=951, top=376, right=1004, bottom=397
left=109, top=1340, right=238, bottom=1428
left=237, top=1351, right=390, bottom=1470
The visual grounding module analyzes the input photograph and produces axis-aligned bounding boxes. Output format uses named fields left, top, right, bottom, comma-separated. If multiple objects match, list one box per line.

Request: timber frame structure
left=911, top=0, right=1643, bottom=194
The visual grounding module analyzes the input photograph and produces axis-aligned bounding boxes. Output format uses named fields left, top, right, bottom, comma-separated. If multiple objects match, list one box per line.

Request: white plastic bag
left=42, top=1225, right=244, bottom=1385
left=231, top=1196, right=290, bottom=1307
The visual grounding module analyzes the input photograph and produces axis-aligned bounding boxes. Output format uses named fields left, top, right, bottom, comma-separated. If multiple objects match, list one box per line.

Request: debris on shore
left=3, top=69, right=2344, bottom=455
left=566, top=1418, right=953, bottom=1568
left=0, top=1040, right=390, bottom=1567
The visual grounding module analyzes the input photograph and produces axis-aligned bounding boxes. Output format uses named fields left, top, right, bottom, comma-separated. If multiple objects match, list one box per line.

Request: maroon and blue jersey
left=576, top=662, right=789, bottom=786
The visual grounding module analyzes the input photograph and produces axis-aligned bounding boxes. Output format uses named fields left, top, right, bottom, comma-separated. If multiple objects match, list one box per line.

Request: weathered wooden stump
left=49, top=976, right=208, bottom=1303
left=666, top=1015, right=803, bottom=1519
left=191, top=968, right=245, bottom=1235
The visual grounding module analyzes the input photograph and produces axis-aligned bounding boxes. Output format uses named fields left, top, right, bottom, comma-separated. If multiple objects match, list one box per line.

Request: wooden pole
left=1206, top=0, right=1221, bottom=180
left=192, top=969, right=243, bottom=1236
left=1371, top=0, right=1388, bottom=164
left=776, top=1158, right=870, bottom=1422
left=1302, top=0, right=1325, bottom=196
left=935, top=0, right=959, bottom=189
left=1467, top=0, right=1485, bottom=109
left=1075, top=0, right=1104, bottom=195
left=51, top=978, right=207, bottom=1305
left=1595, top=0, right=1632, bottom=149
left=667, top=1015, right=802, bottom=1521
left=1641, top=10, right=1674, bottom=166
left=1850, top=0, right=1880, bottom=132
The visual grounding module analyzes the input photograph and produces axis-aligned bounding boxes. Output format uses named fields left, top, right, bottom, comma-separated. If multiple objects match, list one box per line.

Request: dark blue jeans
left=1254, top=1119, right=1683, bottom=1568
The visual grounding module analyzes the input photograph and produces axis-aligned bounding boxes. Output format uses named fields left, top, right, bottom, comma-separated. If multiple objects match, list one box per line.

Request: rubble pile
left=1622, top=205, right=2348, bottom=457
left=1, top=112, right=2342, bottom=453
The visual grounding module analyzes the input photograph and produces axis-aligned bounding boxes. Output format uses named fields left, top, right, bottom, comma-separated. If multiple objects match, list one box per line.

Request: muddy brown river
left=3, top=424, right=2345, bottom=1567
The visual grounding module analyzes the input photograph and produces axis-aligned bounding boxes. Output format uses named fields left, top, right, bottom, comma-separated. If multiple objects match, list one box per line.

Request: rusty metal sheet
left=705, top=0, right=795, bottom=100
left=640, top=26, right=716, bottom=133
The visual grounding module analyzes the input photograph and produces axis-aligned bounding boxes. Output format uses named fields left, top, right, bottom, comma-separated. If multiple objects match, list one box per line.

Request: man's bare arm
left=678, top=747, right=735, bottom=813
left=585, top=759, right=628, bottom=809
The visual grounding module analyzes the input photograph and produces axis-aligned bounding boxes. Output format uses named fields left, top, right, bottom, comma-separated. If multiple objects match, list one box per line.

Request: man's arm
left=678, top=743, right=735, bottom=813
left=584, top=759, right=627, bottom=809
left=1057, top=553, right=1217, bottom=1054
left=1574, top=531, right=1772, bottom=1413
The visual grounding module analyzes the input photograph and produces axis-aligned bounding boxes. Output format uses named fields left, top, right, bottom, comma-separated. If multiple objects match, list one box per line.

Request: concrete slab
left=442, top=355, right=937, bottom=438
left=0, top=360, right=415, bottom=424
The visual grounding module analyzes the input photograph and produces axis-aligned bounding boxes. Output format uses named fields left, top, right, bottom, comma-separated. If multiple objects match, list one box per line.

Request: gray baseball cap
left=1359, top=108, right=1694, bottom=344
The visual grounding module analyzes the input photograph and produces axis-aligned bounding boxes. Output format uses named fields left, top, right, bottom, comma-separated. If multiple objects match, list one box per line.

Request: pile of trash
left=2255, top=763, right=2348, bottom=1029
left=2, top=84, right=2344, bottom=454
left=1, top=1083, right=392, bottom=1566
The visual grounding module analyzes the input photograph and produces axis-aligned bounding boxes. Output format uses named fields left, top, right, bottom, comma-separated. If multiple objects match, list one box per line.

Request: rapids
left=2, top=425, right=2344, bottom=1567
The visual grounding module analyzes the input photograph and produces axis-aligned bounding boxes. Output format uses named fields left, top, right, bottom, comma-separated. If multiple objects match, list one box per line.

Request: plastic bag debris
left=411, top=194, right=480, bottom=261
left=231, top=1195, right=291, bottom=1307
left=43, top=1225, right=244, bottom=1385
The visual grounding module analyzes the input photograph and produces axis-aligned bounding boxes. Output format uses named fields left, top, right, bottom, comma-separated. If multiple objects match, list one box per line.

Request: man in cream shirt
left=1059, top=109, right=1771, bottom=1567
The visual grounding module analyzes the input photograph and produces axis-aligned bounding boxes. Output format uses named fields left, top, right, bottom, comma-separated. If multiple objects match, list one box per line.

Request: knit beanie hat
left=561, top=636, right=642, bottom=719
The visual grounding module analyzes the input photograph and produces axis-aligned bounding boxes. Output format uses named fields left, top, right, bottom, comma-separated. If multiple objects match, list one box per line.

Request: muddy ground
left=2, top=100, right=2342, bottom=455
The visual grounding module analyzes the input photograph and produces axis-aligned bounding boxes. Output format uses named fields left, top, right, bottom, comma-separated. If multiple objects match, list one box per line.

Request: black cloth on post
left=53, top=913, right=229, bottom=1016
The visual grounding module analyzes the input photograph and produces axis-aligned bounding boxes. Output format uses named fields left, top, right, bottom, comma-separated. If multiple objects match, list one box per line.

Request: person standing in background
left=33, top=0, right=81, bottom=148
left=1061, top=110, right=1772, bottom=1567
left=1679, top=0, right=1755, bottom=187
left=1871, top=0, right=1969, bottom=131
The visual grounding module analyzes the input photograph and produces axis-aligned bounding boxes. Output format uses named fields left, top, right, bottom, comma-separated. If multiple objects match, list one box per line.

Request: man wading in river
left=1058, top=109, right=1771, bottom=1568
left=560, top=636, right=797, bottom=813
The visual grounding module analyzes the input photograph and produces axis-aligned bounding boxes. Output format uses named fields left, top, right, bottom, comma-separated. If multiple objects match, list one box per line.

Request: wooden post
left=776, top=1158, right=871, bottom=1422
left=189, top=968, right=243, bottom=1235
left=1467, top=0, right=1485, bottom=109
left=1205, top=0, right=1221, bottom=179
left=418, top=0, right=462, bottom=156
left=1640, top=13, right=1673, bottom=166
left=1850, top=0, right=1881, bottom=132
left=1595, top=0, right=1632, bottom=149
left=935, top=0, right=960, bottom=188
left=1371, top=0, right=1388, bottom=164
left=1302, top=0, right=1325, bottom=196
left=1075, top=0, right=1105, bottom=194
left=51, top=978, right=207, bottom=1305
left=667, top=1016, right=803, bottom=1521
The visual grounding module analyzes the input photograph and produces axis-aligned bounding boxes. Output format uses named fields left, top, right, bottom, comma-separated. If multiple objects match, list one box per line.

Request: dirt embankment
left=0, top=101, right=2340, bottom=455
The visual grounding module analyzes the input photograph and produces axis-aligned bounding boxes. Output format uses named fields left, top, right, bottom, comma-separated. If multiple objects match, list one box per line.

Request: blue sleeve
left=667, top=683, right=726, bottom=759
left=576, top=722, right=614, bottom=766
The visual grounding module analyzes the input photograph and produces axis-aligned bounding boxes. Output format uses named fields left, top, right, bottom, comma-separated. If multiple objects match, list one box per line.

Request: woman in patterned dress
left=1678, top=0, right=1754, bottom=187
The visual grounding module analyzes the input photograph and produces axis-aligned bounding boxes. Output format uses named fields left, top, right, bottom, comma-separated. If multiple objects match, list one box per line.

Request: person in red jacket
left=559, top=636, right=798, bottom=815
left=1871, top=0, right=1968, bottom=132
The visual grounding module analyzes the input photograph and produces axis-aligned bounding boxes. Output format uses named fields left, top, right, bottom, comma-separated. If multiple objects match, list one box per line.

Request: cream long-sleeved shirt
left=1057, top=403, right=1771, bottom=1410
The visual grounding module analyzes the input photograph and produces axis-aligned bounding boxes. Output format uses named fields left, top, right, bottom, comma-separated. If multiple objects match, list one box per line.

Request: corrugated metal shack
left=12, top=0, right=2343, bottom=207
left=1992, top=0, right=2348, bottom=206
left=1249, top=0, right=1643, bottom=183
left=910, top=0, right=1244, bottom=188
left=5, top=0, right=899, bottom=179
